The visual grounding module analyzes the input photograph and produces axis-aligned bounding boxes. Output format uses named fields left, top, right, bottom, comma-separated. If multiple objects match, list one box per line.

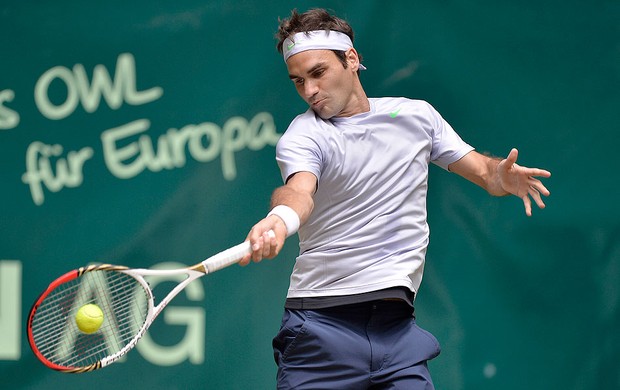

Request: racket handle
left=202, top=230, right=275, bottom=273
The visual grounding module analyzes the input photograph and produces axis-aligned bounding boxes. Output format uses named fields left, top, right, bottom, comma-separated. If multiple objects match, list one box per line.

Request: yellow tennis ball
left=75, top=304, right=104, bottom=334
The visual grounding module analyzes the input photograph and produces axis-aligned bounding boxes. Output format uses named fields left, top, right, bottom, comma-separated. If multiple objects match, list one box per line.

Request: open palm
left=498, top=148, right=551, bottom=216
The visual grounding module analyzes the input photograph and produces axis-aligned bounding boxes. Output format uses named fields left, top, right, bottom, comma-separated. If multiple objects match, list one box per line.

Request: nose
left=302, top=80, right=319, bottom=100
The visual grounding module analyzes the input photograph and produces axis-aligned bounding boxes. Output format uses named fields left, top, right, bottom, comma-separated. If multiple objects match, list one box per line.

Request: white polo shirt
left=276, top=98, right=474, bottom=299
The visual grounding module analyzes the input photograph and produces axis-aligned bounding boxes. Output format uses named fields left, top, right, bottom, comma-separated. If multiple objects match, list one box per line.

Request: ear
left=345, top=48, right=361, bottom=72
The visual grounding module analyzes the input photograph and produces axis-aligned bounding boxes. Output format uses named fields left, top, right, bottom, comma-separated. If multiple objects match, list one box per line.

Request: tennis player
left=242, top=8, right=551, bottom=389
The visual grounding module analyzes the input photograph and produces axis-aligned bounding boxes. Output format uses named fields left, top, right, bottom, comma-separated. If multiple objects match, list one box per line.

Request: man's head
left=275, top=9, right=368, bottom=119
left=276, top=9, right=361, bottom=71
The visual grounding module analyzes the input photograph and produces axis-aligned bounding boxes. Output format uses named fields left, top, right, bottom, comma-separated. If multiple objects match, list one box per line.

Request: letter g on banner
left=134, top=262, right=205, bottom=366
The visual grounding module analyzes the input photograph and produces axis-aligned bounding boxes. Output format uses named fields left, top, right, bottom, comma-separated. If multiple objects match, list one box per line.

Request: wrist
left=267, top=205, right=300, bottom=237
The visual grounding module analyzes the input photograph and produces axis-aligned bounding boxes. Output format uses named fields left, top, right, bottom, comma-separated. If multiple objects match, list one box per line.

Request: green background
left=1, top=1, right=618, bottom=389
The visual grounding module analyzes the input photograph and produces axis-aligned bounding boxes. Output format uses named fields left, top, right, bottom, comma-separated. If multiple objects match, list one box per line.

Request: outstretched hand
left=497, top=148, right=551, bottom=216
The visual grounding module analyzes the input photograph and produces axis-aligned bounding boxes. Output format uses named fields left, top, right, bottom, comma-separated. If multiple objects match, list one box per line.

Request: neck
left=338, top=84, right=370, bottom=117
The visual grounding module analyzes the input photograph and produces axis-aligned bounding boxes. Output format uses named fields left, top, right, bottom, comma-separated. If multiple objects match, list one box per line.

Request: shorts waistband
left=285, top=287, right=414, bottom=310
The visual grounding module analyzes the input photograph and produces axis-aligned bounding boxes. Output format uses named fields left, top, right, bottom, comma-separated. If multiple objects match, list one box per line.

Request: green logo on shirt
left=389, top=108, right=401, bottom=118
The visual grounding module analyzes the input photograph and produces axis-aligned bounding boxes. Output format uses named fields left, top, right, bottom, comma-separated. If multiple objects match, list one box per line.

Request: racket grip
left=202, top=230, right=275, bottom=274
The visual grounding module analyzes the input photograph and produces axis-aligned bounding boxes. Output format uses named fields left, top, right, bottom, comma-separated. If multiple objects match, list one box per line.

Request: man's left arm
left=448, top=148, right=551, bottom=216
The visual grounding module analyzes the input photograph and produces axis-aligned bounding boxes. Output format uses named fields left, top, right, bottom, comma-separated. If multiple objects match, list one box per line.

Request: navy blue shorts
left=272, top=300, right=441, bottom=389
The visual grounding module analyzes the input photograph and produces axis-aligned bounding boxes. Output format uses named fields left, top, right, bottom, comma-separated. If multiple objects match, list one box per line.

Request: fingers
left=239, top=230, right=268, bottom=267
left=506, top=150, right=552, bottom=181
left=254, top=230, right=279, bottom=262
left=497, top=148, right=519, bottom=178
left=239, top=225, right=283, bottom=267
left=239, top=253, right=252, bottom=267
left=522, top=167, right=552, bottom=180
left=260, top=230, right=276, bottom=259
left=522, top=195, right=532, bottom=217
left=506, top=148, right=519, bottom=165
left=529, top=178, right=551, bottom=197
left=250, top=231, right=272, bottom=263
left=529, top=185, right=546, bottom=209
left=522, top=180, right=549, bottom=216
left=503, top=148, right=551, bottom=217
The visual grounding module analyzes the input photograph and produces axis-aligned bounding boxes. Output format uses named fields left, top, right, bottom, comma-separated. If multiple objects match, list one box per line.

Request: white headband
left=282, top=30, right=367, bottom=70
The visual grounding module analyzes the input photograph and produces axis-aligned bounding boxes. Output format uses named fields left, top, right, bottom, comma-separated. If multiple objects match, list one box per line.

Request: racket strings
left=30, top=270, right=149, bottom=368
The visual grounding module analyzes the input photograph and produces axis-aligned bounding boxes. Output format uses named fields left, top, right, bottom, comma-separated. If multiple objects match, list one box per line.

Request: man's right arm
left=240, top=171, right=317, bottom=265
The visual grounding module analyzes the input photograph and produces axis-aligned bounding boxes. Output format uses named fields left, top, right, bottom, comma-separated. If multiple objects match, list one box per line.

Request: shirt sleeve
left=425, top=102, right=474, bottom=170
left=275, top=114, right=323, bottom=184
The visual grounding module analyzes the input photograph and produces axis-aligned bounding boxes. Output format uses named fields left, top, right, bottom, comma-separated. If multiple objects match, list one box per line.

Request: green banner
left=1, top=1, right=618, bottom=389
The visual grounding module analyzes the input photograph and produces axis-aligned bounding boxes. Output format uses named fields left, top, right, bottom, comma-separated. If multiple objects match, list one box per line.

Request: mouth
left=311, top=98, right=325, bottom=108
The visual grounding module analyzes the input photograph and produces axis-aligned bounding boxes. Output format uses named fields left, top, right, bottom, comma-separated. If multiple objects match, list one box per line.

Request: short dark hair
left=275, top=8, right=362, bottom=70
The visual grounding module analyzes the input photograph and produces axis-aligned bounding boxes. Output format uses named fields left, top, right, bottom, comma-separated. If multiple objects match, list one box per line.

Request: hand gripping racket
left=27, top=232, right=272, bottom=373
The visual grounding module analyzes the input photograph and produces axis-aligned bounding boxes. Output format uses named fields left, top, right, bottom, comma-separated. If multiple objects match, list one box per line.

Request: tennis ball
left=75, top=304, right=104, bottom=334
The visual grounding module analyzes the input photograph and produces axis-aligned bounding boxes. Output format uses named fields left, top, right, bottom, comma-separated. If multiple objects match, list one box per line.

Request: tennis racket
left=27, top=231, right=272, bottom=373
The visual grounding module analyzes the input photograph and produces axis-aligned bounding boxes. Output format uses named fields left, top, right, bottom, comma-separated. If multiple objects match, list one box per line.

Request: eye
left=312, top=69, right=325, bottom=77
left=293, top=78, right=304, bottom=85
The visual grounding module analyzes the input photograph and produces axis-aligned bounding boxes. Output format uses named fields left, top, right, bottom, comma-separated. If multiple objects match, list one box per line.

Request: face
left=286, top=49, right=365, bottom=119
